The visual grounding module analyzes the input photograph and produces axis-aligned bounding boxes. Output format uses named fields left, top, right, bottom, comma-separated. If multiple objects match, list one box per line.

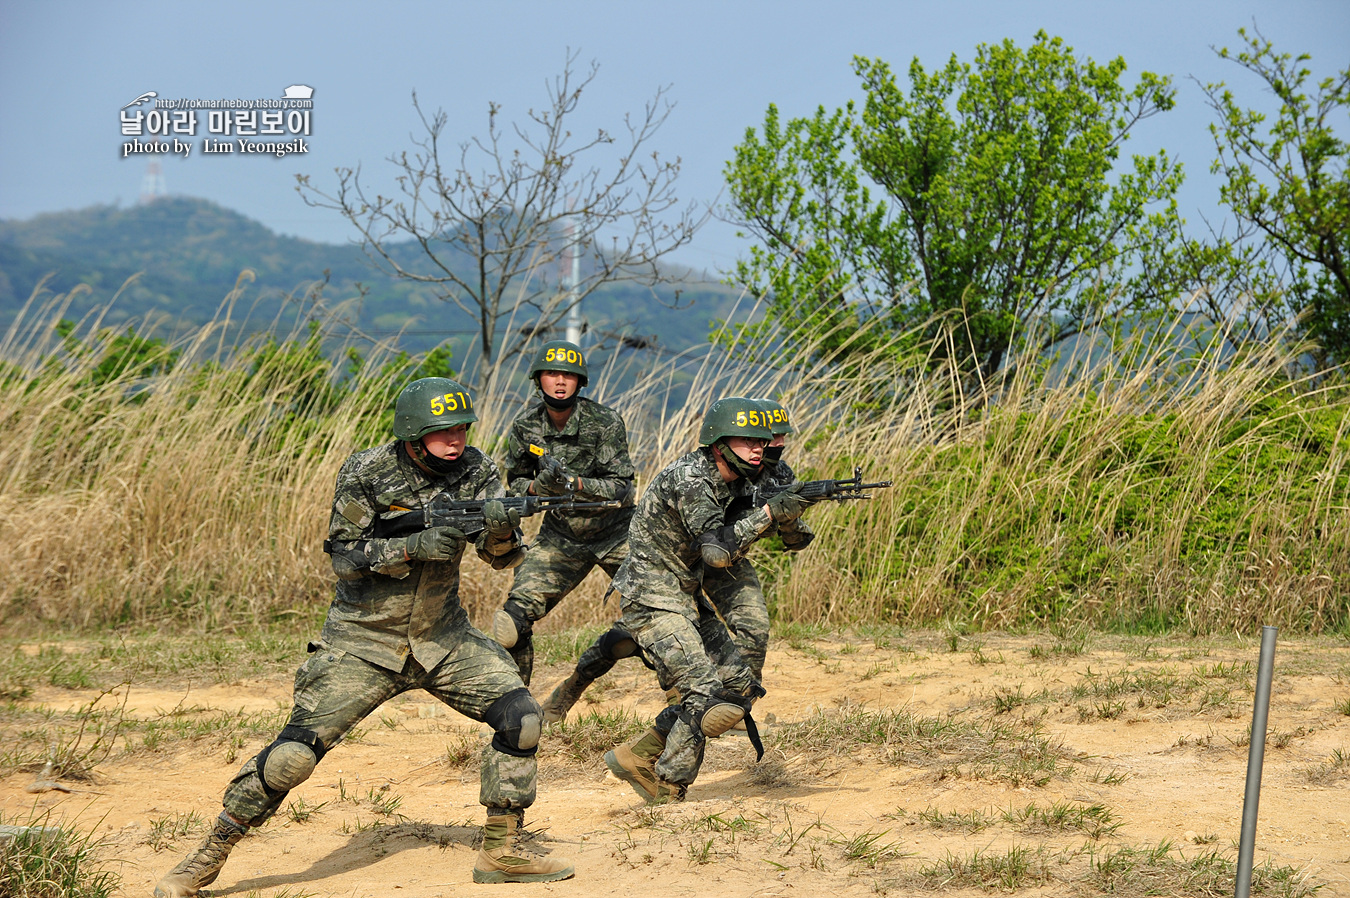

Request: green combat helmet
left=393, top=377, right=478, bottom=441
left=698, top=396, right=774, bottom=445
left=528, top=340, right=589, bottom=387
left=699, top=397, right=773, bottom=479
left=758, top=398, right=794, bottom=436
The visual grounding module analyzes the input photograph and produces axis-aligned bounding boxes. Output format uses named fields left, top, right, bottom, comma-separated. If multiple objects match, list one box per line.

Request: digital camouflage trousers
left=702, top=558, right=769, bottom=682
left=504, top=527, right=625, bottom=682
left=223, top=628, right=534, bottom=826
left=619, top=601, right=758, bottom=787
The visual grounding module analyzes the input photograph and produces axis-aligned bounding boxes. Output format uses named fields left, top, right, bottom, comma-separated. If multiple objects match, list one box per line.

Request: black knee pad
left=484, top=687, right=542, bottom=758
left=598, top=627, right=639, bottom=660
left=255, top=725, right=327, bottom=796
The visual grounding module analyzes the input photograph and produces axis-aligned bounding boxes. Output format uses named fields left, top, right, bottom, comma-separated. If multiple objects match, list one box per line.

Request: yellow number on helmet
left=443, top=393, right=458, bottom=411
left=735, top=411, right=747, bottom=426
left=430, top=397, right=444, bottom=415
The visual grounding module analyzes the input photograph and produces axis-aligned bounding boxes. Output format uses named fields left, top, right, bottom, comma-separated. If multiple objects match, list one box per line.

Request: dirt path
left=3, top=631, right=1347, bottom=897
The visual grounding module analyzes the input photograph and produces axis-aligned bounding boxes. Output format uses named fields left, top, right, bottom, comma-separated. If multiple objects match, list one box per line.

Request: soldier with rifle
left=154, top=377, right=577, bottom=897
left=540, top=399, right=889, bottom=724
left=601, top=397, right=813, bottom=804
left=490, top=340, right=637, bottom=686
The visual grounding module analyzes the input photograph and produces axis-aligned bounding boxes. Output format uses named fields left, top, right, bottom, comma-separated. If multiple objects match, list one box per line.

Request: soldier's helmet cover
left=698, top=397, right=774, bottom=446
left=528, top=340, right=589, bottom=388
left=393, top=377, right=478, bottom=441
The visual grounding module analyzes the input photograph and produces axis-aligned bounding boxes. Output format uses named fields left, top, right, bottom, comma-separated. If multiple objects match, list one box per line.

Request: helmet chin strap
left=541, top=391, right=578, bottom=410
left=715, top=439, right=762, bottom=480
left=406, top=438, right=463, bottom=476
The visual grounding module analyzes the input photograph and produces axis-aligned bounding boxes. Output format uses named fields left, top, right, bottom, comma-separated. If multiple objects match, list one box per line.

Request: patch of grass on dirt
left=0, top=631, right=308, bottom=699
left=144, top=810, right=205, bottom=851
left=1304, top=746, right=1350, bottom=786
left=0, top=686, right=129, bottom=779
left=915, top=806, right=995, bottom=833
left=441, top=733, right=480, bottom=770
left=1085, top=842, right=1320, bottom=897
left=769, top=701, right=1077, bottom=786
left=285, top=797, right=327, bottom=824
left=1002, top=801, right=1121, bottom=839
left=543, top=707, right=646, bottom=763
left=534, top=627, right=606, bottom=667
left=914, top=801, right=1119, bottom=839
left=831, top=829, right=909, bottom=868
left=912, top=845, right=1055, bottom=891
left=0, top=811, right=119, bottom=898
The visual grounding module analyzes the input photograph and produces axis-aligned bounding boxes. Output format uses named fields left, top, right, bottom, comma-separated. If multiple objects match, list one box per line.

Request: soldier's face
left=422, top=425, right=468, bottom=460
left=724, top=436, right=766, bottom=465
left=769, top=433, right=786, bottom=449
left=539, top=371, right=579, bottom=400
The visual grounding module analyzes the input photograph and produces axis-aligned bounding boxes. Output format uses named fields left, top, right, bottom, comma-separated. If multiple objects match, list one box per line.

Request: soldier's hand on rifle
left=405, top=525, right=467, bottom=562
left=766, top=482, right=814, bottom=523
left=533, top=455, right=571, bottom=496
left=483, top=499, right=521, bottom=537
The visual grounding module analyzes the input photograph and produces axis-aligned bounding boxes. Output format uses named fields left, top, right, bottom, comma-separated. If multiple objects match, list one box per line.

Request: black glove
left=766, top=482, right=814, bottom=523
left=483, top=499, right=521, bottom=536
left=779, top=521, right=816, bottom=551
left=405, top=525, right=467, bottom=561
left=533, top=455, right=571, bottom=496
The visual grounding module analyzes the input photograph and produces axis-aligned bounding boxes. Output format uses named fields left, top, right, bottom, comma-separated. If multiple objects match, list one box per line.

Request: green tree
left=1199, top=27, right=1349, bottom=369
left=725, top=32, right=1184, bottom=383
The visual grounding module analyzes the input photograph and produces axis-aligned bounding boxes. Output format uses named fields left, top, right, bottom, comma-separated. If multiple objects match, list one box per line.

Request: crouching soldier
left=602, top=398, right=815, bottom=803
left=540, top=398, right=811, bottom=722
left=490, top=340, right=636, bottom=684
left=154, top=377, right=574, bottom=897
left=701, top=398, right=814, bottom=684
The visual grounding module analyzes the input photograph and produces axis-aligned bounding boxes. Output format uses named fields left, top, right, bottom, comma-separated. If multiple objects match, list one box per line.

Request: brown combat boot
left=604, top=728, right=685, bottom=804
left=153, top=814, right=247, bottom=898
left=539, top=670, right=592, bottom=724
left=473, top=814, right=575, bottom=883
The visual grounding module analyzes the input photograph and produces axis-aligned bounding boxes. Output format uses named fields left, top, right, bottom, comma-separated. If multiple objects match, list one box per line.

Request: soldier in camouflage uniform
left=154, top=377, right=573, bottom=898
left=490, top=340, right=635, bottom=685
left=602, top=397, right=816, bottom=804
left=702, top=398, right=814, bottom=683
left=540, top=398, right=812, bottom=722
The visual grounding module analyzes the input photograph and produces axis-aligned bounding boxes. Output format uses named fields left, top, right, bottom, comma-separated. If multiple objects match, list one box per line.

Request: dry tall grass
left=1, top=286, right=1346, bottom=636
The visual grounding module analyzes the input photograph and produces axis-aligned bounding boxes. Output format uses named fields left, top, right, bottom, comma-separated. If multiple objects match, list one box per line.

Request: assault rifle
left=743, top=466, right=892, bottom=510
left=371, top=493, right=622, bottom=540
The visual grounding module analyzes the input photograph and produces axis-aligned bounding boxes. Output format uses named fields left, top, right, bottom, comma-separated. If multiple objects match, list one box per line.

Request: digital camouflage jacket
left=504, top=397, right=635, bottom=549
left=322, top=442, right=521, bottom=672
left=613, top=447, right=774, bottom=620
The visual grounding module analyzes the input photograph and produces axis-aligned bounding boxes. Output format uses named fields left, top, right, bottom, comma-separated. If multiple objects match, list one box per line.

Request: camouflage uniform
left=221, top=442, right=534, bottom=828
left=702, top=458, right=815, bottom=681
left=498, top=396, right=635, bottom=683
left=611, top=447, right=773, bottom=790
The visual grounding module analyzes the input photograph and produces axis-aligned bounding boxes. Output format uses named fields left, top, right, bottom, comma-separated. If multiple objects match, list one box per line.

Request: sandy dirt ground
left=3, top=630, right=1347, bottom=897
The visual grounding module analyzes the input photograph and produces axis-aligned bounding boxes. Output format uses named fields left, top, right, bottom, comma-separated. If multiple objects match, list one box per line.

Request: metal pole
left=1235, top=625, right=1277, bottom=898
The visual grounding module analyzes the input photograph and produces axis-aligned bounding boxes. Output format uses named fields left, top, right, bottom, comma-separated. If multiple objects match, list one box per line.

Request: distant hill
left=0, top=197, right=744, bottom=363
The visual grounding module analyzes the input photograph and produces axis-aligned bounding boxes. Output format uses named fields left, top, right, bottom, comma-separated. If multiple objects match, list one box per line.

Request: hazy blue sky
left=1, top=0, right=1346, bottom=273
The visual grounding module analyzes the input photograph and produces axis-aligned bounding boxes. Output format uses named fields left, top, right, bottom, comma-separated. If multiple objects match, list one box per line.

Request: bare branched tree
left=297, top=53, right=705, bottom=393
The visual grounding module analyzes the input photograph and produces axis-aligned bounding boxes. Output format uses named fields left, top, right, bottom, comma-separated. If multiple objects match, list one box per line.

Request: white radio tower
left=563, top=205, right=582, bottom=345
left=140, top=159, right=167, bottom=204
